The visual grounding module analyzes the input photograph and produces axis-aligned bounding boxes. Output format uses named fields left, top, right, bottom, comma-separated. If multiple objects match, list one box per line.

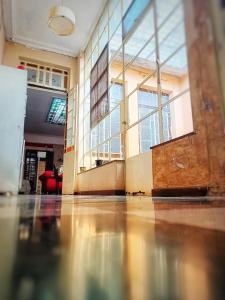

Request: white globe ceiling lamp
left=48, top=2, right=75, bottom=36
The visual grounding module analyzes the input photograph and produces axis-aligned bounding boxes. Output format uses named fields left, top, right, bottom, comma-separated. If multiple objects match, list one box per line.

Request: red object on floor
left=39, top=171, right=63, bottom=194
left=17, top=65, right=25, bottom=70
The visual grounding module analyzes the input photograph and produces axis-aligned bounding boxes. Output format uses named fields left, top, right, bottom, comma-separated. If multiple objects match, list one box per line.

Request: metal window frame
left=78, top=0, right=192, bottom=170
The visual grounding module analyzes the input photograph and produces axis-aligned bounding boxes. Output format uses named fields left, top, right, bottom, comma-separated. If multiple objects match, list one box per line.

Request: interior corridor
left=1, top=195, right=225, bottom=300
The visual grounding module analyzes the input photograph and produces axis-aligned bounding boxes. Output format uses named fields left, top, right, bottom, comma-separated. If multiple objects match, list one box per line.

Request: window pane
left=109, top=25, right=122, bottom=61
left=122, top=0, right=151, bottom=39
left=109, top=2, right=122, bottom=38
left=111, top=107, right=120, bottom=136
left=139, top=112, right=160, bottom=152
left=91, top=150, right=98, bottom=167
left=91, top=125, right=98, bottom=148
left=162, top=91, right=193, bottom=140
left=52, top=73, right=62, bottom=88
left=27, top=68, right=37, bottom=83
left=124, top=7, right=154, bottom=66
left=99, top=142, right=109, bottom=161
left=110, top=82, right=123, bottom=109
left=39, top=70, right=44, bottom=84
left=111, top=135, right=121, bottom=159
left=99, top=26, right=108, bottom=54
left=160, top=45, right=190, bottom=101
left=158, top=5, right=185, bottom=64
left=162, top=104, right=172, bottom=142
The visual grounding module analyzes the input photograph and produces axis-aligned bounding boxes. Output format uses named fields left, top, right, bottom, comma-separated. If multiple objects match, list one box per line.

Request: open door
left=62, top=87, right=77, bottom=194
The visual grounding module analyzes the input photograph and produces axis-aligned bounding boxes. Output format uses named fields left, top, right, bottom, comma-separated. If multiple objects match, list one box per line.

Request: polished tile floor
left=0, top=195, right=225, bottom=300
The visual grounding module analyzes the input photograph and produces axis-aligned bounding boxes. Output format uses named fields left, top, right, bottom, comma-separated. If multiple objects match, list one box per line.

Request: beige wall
left=3, top=41, right=77, bottom=89
left=63, top=150, right=76, bottom=195
left=126, top=151, right=153, bottom=195
left=77, top=161, right=125, bottom=193
left=0, top=8, right=5, bottom=64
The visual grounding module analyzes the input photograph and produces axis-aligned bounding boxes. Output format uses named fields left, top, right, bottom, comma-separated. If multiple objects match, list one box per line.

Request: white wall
left=126, top=151, right=153, bottom=195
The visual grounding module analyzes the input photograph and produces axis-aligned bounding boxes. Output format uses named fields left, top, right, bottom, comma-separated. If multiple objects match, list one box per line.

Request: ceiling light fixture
left=48, top=1, right=75, bottom=36
left=47, top=97, right=66, bottom=125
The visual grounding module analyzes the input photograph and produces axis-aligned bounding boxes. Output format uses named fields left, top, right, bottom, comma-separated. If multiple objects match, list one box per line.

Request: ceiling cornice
left=12, top=35, right=77, bottom=57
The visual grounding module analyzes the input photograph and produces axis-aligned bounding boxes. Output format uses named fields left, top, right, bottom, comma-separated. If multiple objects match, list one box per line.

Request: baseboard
left=152, top=186, right=208, bottom=197
left=76, top=190, right=125, bottom=196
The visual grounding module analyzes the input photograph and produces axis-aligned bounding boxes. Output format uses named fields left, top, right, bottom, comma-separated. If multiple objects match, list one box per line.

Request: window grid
left=78, top=0, right=192, bottom=170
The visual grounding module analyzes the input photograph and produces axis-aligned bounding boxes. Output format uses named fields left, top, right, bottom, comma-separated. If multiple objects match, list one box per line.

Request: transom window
left=20, top=60, right=69, bottom=91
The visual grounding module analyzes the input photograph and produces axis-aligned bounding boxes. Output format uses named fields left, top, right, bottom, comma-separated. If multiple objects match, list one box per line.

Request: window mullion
left=153, top=0, right=164, bottom=144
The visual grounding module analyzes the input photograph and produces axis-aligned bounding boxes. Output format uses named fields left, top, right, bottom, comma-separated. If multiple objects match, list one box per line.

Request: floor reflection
left=10, top=197, right=62, bottom=300
left=0, top=196, right=224, bottom=300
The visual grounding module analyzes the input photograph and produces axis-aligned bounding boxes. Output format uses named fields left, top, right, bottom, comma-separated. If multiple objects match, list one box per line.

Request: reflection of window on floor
left=138, top=89, right=171, bottom=152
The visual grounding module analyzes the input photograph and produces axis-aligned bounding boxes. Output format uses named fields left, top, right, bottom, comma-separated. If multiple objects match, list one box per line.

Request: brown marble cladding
left=152, top=0, right=225, bottom=195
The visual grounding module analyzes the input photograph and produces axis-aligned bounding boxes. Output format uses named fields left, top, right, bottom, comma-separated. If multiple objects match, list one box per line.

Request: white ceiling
left=25, top=88, right=66, bottom=136
left=2, top=0, right=107, bottom=57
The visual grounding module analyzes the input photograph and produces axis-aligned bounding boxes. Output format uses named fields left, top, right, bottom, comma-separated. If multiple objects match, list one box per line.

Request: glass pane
left=111, top=106, right=120, bottom=136
left=39, top=70, right=44, bottom=84
left=68, top=94, right=74, bottom=112
left=92, top=27, right=99, bottom=51
left=110, top=82, right=123, bottom=109
left=84, top=115, right=90, bottom=136
left=109, top=25, right=122, bottom=61
left=91, top=125, right=98, bottom=148
left=109, top=0, right=120, bottom=17
left=45, top=72, right=50, bottom=85
left=124, top=7, right=155, bottom=66
left=122, top=0, right=151, bottom=39
left=139, top=112, right=160, bottom=152
left=52, top=73, right=62, bottom=88
left=123, top=0, right=132, bottom=15
left=84, top=153, right=91, bottom=169
left=99, top=26, right=108, bottom=54
left=85, top=78, right=90, bottom=97
left=27, top=68, right=37, bottom=83
left=67, top=128, right=73, bottom=147
left=162, top=104, right=172, bottom=142
left=91, top=149, right=98, bottom=167
left=160, top=45, right=189, bottom=101
left=138, top=89, right=158, bottom=120
left=67, top=111, right=73, bottom=129
left=158, top=5, right=185, bottom=65
left=109, top=2, right=122, bottom=38
left=110, top=135, right=121, bottom=160
left=84, top=134, right=90, bottom=153
left=92, top=46, right=99, bottom=66
left=156, top=0, right=181, bottom=28
left=109, top=52, right=123, bottom=84
left=162, top=91, right=193, bottom=140
left=99, top=142, right=109, bottom=161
